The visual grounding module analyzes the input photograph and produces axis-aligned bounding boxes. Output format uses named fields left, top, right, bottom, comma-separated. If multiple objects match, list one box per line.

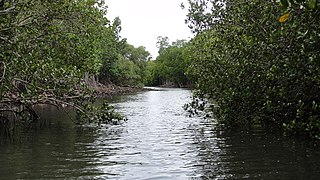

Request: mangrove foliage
left=145, top=36, right=194, bottom=87
left=0, top=0, right=150, bottom=132
left=183, top=0, right=320, bottom=138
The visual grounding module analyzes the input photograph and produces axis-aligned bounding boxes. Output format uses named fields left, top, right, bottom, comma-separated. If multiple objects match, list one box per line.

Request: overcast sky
left=105, top=0, right=193, bottom=59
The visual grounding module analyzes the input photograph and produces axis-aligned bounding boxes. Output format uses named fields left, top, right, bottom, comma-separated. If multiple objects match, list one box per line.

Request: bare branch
left=16, top=15, right=33, bottom=27
left=0, top=61, right=6, bottom=82
left=0, top=6, right=15, bottom=15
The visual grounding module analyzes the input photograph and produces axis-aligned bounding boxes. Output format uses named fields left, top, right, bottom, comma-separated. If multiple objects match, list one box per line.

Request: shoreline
left=93, top=82, right=193, bottom=98
left=94, top=83, right=144, bottom=98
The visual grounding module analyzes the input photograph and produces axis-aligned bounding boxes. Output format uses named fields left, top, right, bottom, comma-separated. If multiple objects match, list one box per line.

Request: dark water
left=1, top=88, right=320, bottom=179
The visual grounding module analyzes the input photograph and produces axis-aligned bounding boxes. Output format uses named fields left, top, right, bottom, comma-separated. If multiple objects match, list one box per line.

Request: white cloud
left=105, top=0, right=193, bottom=59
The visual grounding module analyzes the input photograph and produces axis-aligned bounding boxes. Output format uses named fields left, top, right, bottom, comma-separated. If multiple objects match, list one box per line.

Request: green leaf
left=289, top=0, right=296, bottom=5
left=308, top=0, right=317, bottom=9
left=281, top=0, right=289, bottom=8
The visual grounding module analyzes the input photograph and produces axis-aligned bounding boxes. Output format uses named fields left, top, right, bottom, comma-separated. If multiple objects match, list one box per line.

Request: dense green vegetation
left=145, top=36, right=193, bottom=87
left=3, top=0, right=319, bottom=139
left=184, top=0, right=320, bottom=138
left=0, top=0, right=150, bottom=130
left=109, top=43, right=151, bottom=87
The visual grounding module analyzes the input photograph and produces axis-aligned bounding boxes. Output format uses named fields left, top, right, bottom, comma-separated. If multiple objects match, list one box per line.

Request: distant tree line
left=145, top=36, right=194, bottom=87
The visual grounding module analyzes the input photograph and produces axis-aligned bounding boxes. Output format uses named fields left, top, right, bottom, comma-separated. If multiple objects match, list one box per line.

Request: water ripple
left=2, top=88, right=320, bottom=179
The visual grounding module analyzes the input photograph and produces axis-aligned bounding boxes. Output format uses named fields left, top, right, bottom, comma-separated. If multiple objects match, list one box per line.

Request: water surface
left=0, top=88, right=320, bottom=179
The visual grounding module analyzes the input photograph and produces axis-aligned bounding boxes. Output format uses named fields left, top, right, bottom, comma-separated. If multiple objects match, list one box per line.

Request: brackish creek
left=1, top=88, right=320, bottom=179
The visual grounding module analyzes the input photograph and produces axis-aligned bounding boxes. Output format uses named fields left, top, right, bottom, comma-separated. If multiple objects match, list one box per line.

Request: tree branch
left=0, top=5, right=15, bottom=15
left=0, top=61, right=6, bottom=83
left=16, top=15, right=33, bottom=27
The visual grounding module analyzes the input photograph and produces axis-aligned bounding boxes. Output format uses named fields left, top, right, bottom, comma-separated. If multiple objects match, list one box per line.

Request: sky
left=105, top=0, right=193, bottom=59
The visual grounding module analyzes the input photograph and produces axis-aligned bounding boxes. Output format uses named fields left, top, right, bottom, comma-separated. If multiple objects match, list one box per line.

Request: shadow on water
left=190, top=121, right=320, bottom=179
left=1, top=88, right=320, bottom=179
left=0, top=105, right=70, bottom=144
left=0, top=105, right=105, bottom=179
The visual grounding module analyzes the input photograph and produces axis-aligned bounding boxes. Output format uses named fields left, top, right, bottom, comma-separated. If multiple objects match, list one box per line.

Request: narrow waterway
left=1, top=88, right=320, bottom=179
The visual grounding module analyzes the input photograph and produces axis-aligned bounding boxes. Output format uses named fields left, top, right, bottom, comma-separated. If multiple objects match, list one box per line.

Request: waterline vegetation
left=183, top=0, right=320, bottom=138
left=1, top=0, right=320, bottom=139
left=0, top=0, right=148, bottom=133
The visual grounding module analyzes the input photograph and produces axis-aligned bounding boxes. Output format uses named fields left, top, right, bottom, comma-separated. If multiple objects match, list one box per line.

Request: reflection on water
left=0, top=88, right=320, bottom=179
